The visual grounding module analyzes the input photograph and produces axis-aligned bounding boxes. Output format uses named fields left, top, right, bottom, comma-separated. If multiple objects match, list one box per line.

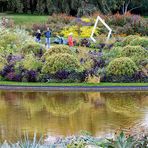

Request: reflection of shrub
left=107, top=57, right=138, bottom=77
left=43, top=45, right=72, bottom=59
left=130, top=37, right=148, bottom=48
left=106, top=96, right=139, bottom=117
left=42, top=53, right=83, bottom=74
left=121, top=46, right=148, bottom=64
left=44, top=92, right=83, bottom=116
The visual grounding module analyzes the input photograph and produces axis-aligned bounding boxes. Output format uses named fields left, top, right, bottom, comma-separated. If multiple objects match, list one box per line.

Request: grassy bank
left=0, top=81, right=147, bottom=87
left=0, top=13, right=48, bottom=25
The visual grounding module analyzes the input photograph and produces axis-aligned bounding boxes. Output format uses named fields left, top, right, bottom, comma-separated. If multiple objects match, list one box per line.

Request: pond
left=0, top=90, right=148, bottom=141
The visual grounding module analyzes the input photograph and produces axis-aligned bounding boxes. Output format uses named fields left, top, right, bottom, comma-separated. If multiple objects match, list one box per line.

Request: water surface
left=0, top=90, right=148, bottom=141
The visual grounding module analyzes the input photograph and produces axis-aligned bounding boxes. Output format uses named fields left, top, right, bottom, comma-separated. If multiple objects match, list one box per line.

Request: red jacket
left=68, top=36, right=74, bottom=47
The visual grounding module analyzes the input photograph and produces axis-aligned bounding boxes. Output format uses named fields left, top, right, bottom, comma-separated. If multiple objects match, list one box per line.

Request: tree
left=3, top=0, right=148, bottom=15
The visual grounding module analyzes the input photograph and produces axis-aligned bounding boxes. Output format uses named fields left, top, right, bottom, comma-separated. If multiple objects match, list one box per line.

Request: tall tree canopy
left=0, top=0, right=147, bottom=16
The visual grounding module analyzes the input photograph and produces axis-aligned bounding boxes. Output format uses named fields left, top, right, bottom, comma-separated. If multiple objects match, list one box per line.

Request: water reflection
left=0, top=91, right=147, bottom=141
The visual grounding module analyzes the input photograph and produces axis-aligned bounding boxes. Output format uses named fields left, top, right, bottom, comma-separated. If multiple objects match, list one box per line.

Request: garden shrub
left=0, top=50, right=7, bottom=71
left=22, top=70, right=38, bottom=82
left=52, top=70, right=87, bottom=82
left=107, top=57, right=138, bottom=77
left=42, top=53, right=83, bottom=74
left=114, top=41, right=124, bottom=47
left=22, top=54, right=43, bottom=71
left=60, top=25, right=99, bottom=38
left=43, top=45, right=73, bottom=59
left=129, top=37, right=148, bottom=48
left=21, top=42, right=46, bottom=56
left=106, top=13, right=148, bottom=35
left=0, top=32, right=18, bottom=48
left=122, top=35, right=140, bottom=46
left=121, top=45, right=148, bottom=64
left=102, top=47, right=122, bottom=65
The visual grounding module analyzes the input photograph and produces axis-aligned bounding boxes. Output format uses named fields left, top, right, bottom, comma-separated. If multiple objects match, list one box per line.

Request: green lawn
left=0, top=81, right=147, bottom=87
left=0, top=13, right=48, bottom=25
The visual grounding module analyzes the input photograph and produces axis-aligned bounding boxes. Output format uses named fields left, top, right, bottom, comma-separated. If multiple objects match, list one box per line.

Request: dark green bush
left=107, top=57, right=138, bottom=77
left=42, top=53, right=83, bottom=74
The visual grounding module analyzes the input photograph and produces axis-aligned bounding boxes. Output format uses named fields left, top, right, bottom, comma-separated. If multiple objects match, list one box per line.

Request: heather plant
left=23, top=70, right=38, bottom=82
left=107, top=57, right=138, bottom=77
left=105, top=13, right=148, bottom=35
left=47, top=14, right=74, bottom=25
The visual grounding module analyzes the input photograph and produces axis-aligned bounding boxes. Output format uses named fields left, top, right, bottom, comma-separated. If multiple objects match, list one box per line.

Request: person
left=35, top=29, right=41, bottom=43
left=45, top=27, right=51, bottom=49
left=68, top=33, right=74, bottom=47
left=57, top=35, right=64, bottom=44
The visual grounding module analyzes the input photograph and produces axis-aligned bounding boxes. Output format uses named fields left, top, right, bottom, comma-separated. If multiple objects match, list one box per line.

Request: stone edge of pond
left=0, top=85, right=148, bottom=91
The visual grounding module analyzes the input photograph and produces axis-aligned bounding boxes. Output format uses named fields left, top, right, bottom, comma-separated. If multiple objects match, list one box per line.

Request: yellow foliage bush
left=60, top=25, right=99, bottom=38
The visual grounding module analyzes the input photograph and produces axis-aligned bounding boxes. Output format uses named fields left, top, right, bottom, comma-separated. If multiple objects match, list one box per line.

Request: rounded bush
left=129, top=37, right=148, bottom=48
left=107, top=57, right=138, bottom=76
left=121, top=45, right=148, bottom=64
left=43, top=45, right=73, bottom=59
left=21, top=42, right=46, bottom=56
left=122, top=35, right=140, bottom=46
left=42, top=53, right=83, bottom=74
